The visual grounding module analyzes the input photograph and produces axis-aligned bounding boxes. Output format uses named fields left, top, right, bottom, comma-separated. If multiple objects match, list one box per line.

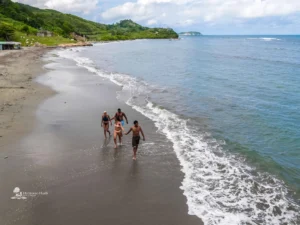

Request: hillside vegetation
left=0, top=0, right=178, bottom=45
left=179, top=31, right=202, bottom=36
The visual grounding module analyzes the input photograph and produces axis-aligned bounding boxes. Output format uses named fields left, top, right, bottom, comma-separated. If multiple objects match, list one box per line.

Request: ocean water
left=57, top=36, right=300, bottom=225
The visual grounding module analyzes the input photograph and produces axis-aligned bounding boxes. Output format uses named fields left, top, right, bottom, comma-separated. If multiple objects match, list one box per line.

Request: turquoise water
left=87, top=36, right=300, bottom=190
left=60, top=36, right=300, bottom=224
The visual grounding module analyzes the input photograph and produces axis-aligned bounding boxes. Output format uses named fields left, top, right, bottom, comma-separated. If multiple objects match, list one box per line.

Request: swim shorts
left=121, top=120, right=125, bottom=126
left=132, top=136, right=140, bottom=147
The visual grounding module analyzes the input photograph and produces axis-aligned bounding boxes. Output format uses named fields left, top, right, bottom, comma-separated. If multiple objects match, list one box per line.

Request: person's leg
left=105, top=124, right=110, bottom=135
left=103, top=124, right=107, bottom=139
left=113, top=132, right=117, bottom=148
left=132, top=136, right=139, bottom=160
left=118, top=133, right=122, bottom=145
left=107, top=124, right=111, bottom=136
left=133, top=146, right=138, bottom=160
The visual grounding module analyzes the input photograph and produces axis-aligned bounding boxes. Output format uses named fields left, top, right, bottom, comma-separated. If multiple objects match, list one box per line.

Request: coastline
left=65, top=40, right=300, bottom=224
left=0, top=46, right=204, bottom=225
left=2, top=39, right=300, bottom=224
left=0, top=47, right=55, bottom=147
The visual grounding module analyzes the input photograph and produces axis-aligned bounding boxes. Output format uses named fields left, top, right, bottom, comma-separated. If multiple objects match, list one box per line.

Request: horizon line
left=178, top=34, right=300, bottom=36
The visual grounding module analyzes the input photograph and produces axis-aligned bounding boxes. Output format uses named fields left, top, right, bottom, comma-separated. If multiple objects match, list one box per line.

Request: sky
left=12, top=0, right=300, bottom=34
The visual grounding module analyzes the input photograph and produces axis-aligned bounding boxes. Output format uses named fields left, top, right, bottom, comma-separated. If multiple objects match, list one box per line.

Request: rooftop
left=0, top=41, right=21, bottom=45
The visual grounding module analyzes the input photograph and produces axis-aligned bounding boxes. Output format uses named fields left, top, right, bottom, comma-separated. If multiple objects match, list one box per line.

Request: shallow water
left=58, top=36, right=300, bottom=224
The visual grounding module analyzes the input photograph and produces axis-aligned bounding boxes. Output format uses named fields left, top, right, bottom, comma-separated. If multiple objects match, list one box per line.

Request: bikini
left=114, top=123, right=122, bottom=134
left=103, top=115, right=109, bottom=124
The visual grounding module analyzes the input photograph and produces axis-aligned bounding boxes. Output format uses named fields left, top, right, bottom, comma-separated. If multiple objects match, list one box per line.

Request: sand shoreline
left=0, top=46, right=203, bottom=225
left=0, top=47, right=55, bottom=146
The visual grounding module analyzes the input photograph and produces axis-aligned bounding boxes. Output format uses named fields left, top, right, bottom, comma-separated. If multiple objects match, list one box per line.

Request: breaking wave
left=247, top=37, right=281, bottom=41
left=56, top=48, right=300, bottom=225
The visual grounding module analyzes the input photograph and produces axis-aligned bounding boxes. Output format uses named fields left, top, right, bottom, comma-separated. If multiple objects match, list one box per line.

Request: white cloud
left=101, top=1, right=154, bottom=21
left=147, top=19, right=158, bottom=25
left=12, top=0, right=98, bottom=13
left=178, top=19, right=194, bottom=26
left=11, top=0, right=300, bottom=33
left=101, top=0, right=300, bottom=26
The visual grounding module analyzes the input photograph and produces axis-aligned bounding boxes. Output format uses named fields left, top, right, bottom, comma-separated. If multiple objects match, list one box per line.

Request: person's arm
left=140, top=127, right=145, bottom=141
left=125, top=128, right=132, bottom=135
left=110, top=113, right=117, bottom=122
left=123, top=113, right=128, bottom=124
left=101, top=116, right=103, bottom=127
left=109, top=116, right=112, bottom=125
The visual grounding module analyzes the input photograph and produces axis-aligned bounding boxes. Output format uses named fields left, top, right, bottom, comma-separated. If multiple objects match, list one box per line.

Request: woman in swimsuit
left=101, top=111, right=112, bottom=139
left=114, top=118, right=124, bottom=148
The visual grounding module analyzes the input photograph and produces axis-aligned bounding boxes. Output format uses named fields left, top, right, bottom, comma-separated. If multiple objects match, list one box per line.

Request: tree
left=0, top=23, right=15, bottom=41
left=62, top=22, right=74, bottom=37
left=21, top=25, right=29, bottom=34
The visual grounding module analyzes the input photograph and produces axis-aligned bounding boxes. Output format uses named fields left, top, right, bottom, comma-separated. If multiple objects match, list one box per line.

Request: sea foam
left=247, top=37, right=281, bottom=41
left=56, top=47, right=300, bottom=225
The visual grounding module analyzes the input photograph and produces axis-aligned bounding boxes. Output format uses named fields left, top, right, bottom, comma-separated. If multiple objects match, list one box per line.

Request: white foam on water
left=247, top=38, right=281, bottom=41
left=56, top=48, right=300, bottom=225
left=130, top=102, right=300, bottom=225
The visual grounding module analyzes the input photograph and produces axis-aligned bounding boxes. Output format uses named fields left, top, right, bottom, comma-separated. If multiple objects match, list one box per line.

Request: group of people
left=101, top=108, right=145, bottom=160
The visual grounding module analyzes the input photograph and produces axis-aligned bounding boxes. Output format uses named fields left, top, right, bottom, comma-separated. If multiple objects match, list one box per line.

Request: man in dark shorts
left=112, top=108, right=128, bottom=126
left=125, top=120, right=145, bottom=160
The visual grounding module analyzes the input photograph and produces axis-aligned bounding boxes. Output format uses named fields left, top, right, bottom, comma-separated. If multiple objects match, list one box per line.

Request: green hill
left=0, top=0, right=178, bottom=46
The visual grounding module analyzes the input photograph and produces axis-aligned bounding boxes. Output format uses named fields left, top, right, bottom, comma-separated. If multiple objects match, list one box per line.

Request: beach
left=0, top=47, right=54, bottom=146
left=61, top=39, right=300, bottom=224
left=0, top=48, right=203, bottom=225
left=1, top=37, right=300, bottom=225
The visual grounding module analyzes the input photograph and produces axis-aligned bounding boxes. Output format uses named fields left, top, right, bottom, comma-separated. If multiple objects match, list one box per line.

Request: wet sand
left=0, top=50, right=203, bottom=225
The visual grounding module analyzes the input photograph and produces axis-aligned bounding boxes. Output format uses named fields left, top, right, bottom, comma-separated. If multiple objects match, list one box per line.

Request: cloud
left=177, top=19, right=194, bottom=26
left=101, top=1, right=154, bottom=21
left=147, top=19, right=158, bottom=25
left=12, top=0, right=98, bottom=13
left=11, top=0, right=300, bottom=33
left=101, top=0, right=300, bottom=27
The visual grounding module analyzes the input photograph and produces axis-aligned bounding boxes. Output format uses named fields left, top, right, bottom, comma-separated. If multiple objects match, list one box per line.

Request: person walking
left=114, top=118, right=124, bottom=148
left=112, top=108, right=128, bottom=126
left=101, top=111, right=112, bottom=139
left=125, top=120, right=145, bottom=160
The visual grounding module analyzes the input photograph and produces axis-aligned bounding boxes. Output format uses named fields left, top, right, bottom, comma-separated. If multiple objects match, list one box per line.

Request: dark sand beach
left=0, top=49, right=203, bottom=225
left=0, top=47, right=54, bottom=145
